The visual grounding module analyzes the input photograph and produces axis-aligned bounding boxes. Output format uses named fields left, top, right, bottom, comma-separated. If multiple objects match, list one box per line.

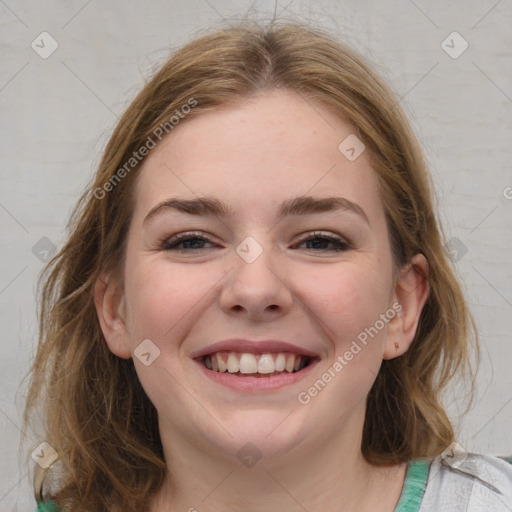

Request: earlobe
left=93, top=272, right=132, bottom=359
left=383, top=254, right=429, bottom=360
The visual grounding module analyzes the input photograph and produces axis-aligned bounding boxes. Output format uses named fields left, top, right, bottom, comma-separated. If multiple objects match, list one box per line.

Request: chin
left=207, top=408, right=313, bottom=463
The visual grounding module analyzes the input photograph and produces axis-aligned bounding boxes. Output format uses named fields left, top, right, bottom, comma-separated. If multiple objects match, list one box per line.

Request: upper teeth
left=203, top=352, right=308, bottom=374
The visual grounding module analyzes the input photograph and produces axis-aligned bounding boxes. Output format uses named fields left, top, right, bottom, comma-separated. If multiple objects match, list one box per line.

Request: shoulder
left=420, top=452, right=512, bottom=511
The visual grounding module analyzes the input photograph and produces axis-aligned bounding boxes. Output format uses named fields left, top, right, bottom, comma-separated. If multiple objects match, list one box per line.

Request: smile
left=202, top=351, right=311, bottom=377
left=191, top=338, right=319, bottom=391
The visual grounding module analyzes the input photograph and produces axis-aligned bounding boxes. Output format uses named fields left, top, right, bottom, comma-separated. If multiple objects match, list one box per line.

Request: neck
left=149, top=406, right=407, bottom=512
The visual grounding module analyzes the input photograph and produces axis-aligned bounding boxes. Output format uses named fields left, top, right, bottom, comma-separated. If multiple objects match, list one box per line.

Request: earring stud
left=394, top=342, right=399, bottom=350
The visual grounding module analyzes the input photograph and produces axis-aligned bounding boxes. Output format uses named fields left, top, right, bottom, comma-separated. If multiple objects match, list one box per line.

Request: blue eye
left=160, top=232, right=214, bottom=251
left=296, top=232, right=351, bottom=252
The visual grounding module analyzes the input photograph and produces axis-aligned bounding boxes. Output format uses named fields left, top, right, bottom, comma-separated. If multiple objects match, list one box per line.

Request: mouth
left=191, top=339, right=319, bottom=391
left=200, top=351, right=313, bottom=377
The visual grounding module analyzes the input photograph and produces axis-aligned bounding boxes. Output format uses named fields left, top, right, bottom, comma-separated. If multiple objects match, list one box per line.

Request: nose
left=219, top=240, right=294, bottom=322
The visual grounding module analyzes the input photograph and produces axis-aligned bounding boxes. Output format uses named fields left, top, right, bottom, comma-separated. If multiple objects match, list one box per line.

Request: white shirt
left=396, top=452, right=512, bottom=511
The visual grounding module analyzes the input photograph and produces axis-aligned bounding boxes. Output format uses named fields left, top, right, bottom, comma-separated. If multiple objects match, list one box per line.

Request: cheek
left=123, top=258, right=215, bottom=344
left=297, top=264, right=393, bottom=416
left=305, top=263, right=392, bottom=350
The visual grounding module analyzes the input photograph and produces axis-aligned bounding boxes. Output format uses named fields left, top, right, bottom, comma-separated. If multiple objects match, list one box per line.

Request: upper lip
left=190, top=339, right=318, bottom=359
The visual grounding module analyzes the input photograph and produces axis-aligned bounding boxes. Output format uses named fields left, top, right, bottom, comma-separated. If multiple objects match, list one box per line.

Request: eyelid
left=296, top=230, right=348, bottom=242
left=159, top=230, right=215, bottom=250
left=294, top=231, right=351, bottom=250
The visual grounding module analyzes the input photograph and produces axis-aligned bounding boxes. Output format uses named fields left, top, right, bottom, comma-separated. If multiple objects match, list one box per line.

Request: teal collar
left=394, top=459, right=430, bottom=512
left=36, top=500, right=60, bottom=512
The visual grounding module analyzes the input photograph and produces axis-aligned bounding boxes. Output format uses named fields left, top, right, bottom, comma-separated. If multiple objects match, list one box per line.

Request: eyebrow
left=143, top=195, right=369, bottom=225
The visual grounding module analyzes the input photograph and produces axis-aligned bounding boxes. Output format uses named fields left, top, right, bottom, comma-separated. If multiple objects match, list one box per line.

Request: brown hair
left=24, top=19, right=478, bottom=511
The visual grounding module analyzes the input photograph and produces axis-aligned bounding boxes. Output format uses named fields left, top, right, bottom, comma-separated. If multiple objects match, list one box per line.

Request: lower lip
left=195, top=358, right=319, bottom=392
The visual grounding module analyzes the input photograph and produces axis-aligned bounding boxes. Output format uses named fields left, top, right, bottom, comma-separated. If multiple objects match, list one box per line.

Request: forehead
left=132, top=89, right=384, bottom=223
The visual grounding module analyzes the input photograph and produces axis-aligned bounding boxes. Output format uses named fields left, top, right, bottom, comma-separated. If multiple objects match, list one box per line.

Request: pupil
left=184, top=238, right=203, bottom=249
left=309, top=238, right=328, bottom=249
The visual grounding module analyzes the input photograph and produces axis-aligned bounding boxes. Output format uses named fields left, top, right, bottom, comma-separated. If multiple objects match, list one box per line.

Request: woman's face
left=99, top=89, right=425, bottom=463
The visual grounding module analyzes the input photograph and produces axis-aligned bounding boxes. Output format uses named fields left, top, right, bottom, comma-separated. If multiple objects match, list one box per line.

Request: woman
left=26, top=20, right=512, bottom=512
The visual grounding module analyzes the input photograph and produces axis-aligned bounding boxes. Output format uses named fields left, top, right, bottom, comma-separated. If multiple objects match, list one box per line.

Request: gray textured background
left=1, top=1, right=511, bottom=509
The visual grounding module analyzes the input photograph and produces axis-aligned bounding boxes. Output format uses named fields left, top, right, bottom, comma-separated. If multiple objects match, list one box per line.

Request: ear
left=94, top=272, right=132, bottom=359
left=383, top=253, right=429, bottom=360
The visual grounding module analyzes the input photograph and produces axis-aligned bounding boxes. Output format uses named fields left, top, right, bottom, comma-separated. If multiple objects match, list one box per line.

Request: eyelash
left=159, top=231, right=351, bottom=253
